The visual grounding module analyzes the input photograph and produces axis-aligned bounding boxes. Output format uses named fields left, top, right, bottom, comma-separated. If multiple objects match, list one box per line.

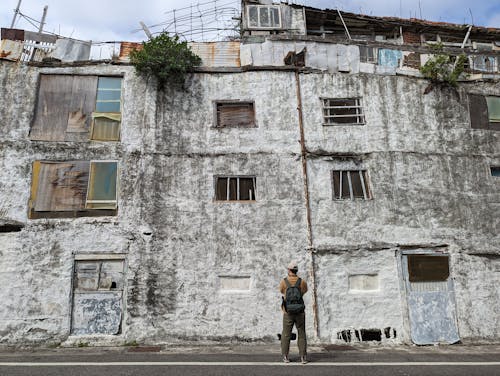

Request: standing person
left=279, top=260, right=308, bottom=364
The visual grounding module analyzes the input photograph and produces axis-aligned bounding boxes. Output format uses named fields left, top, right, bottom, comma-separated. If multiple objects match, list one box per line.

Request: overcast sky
left=1, top=0, right=499, bottom=44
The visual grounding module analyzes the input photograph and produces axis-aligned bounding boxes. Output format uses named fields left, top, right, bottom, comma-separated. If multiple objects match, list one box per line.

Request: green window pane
left=486, top=96, right=500, bottom=122
left=95, top=101, right=121, bottom=113
left=98, top=77, right=122, bottom=90
left=97, top=90, right=121, bottom=101
left=87, top=162, right=117, bottom=202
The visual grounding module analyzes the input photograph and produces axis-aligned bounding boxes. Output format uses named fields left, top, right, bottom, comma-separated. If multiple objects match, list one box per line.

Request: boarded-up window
left=30, top=160, right=118, bottom=218
left=332, top=170, right=371, bottom=200
left=30, top=74, right=121, bottom=142
left=247, top=5, right=281, bottom=29
left=408, top=255, right=449, bottom=282
left=359, top=46, right=377, bottom=63
left=72, top=258, right=125, bottom=335
left=322, top=98, right=365, bottom=125
left=215, top=176, right=256, bottom=201
left=215, top=102, right=256, bottom=128
left=469, top=94, right=500, bottom=131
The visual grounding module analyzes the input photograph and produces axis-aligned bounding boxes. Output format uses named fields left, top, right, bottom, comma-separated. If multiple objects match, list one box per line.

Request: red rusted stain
left=0, top=50, right=12, bottom=58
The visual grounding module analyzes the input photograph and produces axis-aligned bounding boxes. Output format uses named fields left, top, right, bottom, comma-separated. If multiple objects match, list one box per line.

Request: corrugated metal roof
left=189, top=42, right=241, bottom=67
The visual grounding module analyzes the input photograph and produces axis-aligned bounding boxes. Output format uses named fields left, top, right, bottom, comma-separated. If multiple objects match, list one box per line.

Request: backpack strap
left=294, top=278, right=302, bottom=288
left=284, top=277, right=291, bottom=288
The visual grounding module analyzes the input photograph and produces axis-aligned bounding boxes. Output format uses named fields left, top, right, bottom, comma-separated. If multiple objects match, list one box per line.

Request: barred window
left=215, top=176, right=256, bottom=201
left=322, top=98, right=365, bottom=125
left=332, top=170, right=371, bottom=200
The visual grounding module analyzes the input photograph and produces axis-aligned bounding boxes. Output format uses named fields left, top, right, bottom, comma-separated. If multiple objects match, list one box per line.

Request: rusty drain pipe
left=294, top=69, right=319, bottom=339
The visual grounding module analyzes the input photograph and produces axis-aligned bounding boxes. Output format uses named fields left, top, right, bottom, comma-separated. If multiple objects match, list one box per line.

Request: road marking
left=0, top=362, right=499, bottom=367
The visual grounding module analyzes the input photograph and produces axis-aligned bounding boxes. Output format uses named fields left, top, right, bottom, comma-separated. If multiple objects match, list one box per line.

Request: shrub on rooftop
left=130, top=32, right=202, bottom=88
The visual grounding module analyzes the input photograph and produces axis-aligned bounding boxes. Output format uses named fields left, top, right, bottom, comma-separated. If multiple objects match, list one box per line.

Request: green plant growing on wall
left=130, top=32, right=202, bottom=88
left=420, top=43, right=468, bottom=93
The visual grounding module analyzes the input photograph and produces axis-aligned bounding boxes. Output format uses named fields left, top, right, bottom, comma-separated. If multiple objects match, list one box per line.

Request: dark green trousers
left=281, top=312, right=307, bottom=356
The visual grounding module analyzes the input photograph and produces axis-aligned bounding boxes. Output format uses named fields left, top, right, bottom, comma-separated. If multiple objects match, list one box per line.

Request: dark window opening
left=491, top=167, right=500, bottom=177
left=332, top=170, right=371, bottom=200
left=469, top=94, right=500, bottom=131
left=215, top=102, right=256, bottom=128
left=408, top=255, right=450, bottom=282
left=215, top=176, right=256, bottom=201
left=359, top=329, right=382, bottom=341
left=323, top=98, right=365, bottom=125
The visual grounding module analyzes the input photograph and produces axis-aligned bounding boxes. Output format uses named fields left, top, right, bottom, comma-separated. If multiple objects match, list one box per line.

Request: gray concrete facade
left=0, top=28, right=499, bottom=347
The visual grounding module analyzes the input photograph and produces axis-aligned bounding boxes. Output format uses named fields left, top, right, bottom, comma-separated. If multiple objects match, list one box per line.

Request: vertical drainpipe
left=294, top=68, right=319, bottom=339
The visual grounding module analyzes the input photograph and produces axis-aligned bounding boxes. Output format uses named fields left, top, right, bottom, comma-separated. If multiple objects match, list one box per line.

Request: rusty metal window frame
left=322, top=97, right=366, bottom=125
left=246, top=4, right=282, bottom=29
left=213, top=100, right=256, bottom=128
left=332, top=170, right=372, bottom=200
left=214, top=175, right=257, bottom=202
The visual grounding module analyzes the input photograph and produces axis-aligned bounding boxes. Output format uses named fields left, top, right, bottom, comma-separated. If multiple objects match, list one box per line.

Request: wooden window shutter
left=469, top=94, right=490, bottom=130
left=216, top=102, right=255, bottom=128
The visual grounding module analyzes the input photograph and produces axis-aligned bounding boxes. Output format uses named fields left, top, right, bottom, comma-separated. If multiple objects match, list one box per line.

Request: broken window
left=215, top=101, right=256, bottom=128
left=30, top=74, right=122, bottom=142
left=215, top=176, right=256, bottom=201
left=332, top=170, right=371, bottom=200
left=29, top=160, right=118, bottom=218
left=247, top=5, right=281, bottom=29
left=469, top=94, right=500, bottom=131
left=359, top=46, right=377, bottom=63
left=322, top=98, right=365, bottom=125
left=469, top=55, right=497, bottom=73
left=71, top=258, right=125, bottom=335
left=407, top=255, right=449, bottom=282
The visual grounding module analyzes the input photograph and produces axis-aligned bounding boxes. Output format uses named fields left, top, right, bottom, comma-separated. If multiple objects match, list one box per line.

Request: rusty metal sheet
left=71, top=292, right=122, bottom=335
left=1, top=28, right=24, bottom=41
left=48, top=38, right=91, bottom=62
left=188, top=41, right=240, bottom=67
left=0, top=39, right=23, bottom=61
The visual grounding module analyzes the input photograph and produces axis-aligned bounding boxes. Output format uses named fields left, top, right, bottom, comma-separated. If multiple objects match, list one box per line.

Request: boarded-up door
left=71, top=258, right=125, bottom=335
left=402, top=253, right=460, bottom=345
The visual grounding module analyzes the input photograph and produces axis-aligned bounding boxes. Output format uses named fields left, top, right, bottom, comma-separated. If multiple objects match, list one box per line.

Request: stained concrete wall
left=0, top=55, right=499, bottom=346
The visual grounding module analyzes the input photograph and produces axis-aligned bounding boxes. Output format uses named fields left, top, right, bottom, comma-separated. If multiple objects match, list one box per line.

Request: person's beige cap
left=287, top=260, right=298, bottom=270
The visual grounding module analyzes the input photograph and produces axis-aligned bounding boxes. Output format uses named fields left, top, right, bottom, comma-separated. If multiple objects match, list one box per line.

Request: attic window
left=247, top=5, right=281, bottom=29
left=215, top=101, right=256, bottom=128
left=322, top=98, right=365, bottom=125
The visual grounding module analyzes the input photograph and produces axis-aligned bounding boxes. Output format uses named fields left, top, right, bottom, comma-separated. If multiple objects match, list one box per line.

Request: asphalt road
left=0, top=347, right=498, bottom=376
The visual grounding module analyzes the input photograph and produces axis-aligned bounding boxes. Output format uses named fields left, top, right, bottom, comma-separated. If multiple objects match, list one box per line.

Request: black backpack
left=284, top=278, right=305, bottom=314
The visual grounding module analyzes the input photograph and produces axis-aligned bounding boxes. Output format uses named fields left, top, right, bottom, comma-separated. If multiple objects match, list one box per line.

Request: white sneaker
left=301, top=356, right=308, bottom=364
left=283, top=355, right=290, bottom=363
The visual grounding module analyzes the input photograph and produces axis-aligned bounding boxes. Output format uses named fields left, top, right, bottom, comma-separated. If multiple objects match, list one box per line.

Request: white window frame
left=322, top=98, right=366, bottom=125
left=246, top=5, right=282, bottom=29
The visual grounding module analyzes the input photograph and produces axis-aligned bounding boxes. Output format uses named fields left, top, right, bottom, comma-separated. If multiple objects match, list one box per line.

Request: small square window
left=247, top=5, right=281, bottom=29
left=215, top=101, right=256, bottom=128
left=491, top=167, right=500, bottom=177
left=359, top=46, right=377, bottom=63
left=322, top=98, right=365, bottom=125
left=215, top=176, right=256, bottom=201
left=332, top=170, right=371, bottom=200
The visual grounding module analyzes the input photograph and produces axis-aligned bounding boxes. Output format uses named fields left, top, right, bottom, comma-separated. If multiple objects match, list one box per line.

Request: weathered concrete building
left=0, top=1, right=499, bottom=347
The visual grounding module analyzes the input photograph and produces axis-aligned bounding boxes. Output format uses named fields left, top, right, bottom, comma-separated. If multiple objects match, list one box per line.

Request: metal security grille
left=215, top=176, right=256, bottom=201
left=332, top=170, right=371, bottom=200
left=323, top=98, right=365, bottom=125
